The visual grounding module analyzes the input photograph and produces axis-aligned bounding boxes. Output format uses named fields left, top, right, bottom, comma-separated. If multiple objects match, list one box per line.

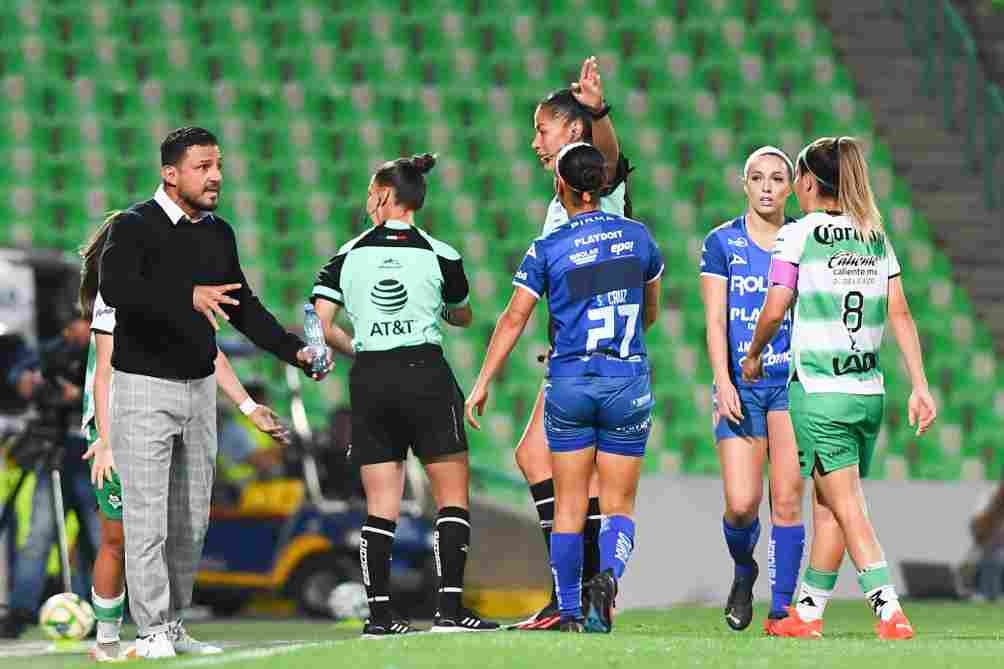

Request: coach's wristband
left=239, top=398, right=259, bottom=416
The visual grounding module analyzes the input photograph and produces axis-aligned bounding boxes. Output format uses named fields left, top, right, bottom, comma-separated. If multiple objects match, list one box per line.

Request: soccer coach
left=98, top=127, right=328, bottom=657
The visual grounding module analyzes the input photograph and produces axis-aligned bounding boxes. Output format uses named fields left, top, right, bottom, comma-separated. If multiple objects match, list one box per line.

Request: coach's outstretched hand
left=193, top=283, right=241, bottom=331
left=297, top=346, right=332, bottom=381
left=249, top=405, right=292, bottom=446
left=465, top=383, right=489, bottom=431
left=740, top=355, right=763, bottom=384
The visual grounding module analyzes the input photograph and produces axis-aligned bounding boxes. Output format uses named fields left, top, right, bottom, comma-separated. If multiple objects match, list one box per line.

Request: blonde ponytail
left=835, top=138, right=883, bottom=238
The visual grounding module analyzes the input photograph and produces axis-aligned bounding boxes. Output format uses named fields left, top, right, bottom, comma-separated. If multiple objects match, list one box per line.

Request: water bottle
left=303, top=303, right=327, bottom=374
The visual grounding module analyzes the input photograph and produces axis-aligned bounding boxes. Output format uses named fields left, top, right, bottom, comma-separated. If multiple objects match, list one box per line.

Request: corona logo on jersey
left=812, top=223, right=871, bottom=246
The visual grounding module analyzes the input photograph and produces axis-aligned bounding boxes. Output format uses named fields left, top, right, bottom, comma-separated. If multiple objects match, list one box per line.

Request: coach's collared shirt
left=99, top=187, right=304, bottom=379
left=153, top=184, right=212, bottom=225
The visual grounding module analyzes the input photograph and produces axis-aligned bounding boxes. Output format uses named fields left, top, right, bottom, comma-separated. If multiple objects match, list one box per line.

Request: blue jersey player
left=466, top=144, right=663, bottom=633
left=699, top=147, right=805, bottom=634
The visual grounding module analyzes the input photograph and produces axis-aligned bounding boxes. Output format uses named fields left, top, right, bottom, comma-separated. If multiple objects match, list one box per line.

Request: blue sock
left=550, top=532, right=583, bottom=620
left=769, top=524, right=805, bottom=616
left=599, top=515, right=635, bottom=580
left=723, top=517, right=760, bottom=579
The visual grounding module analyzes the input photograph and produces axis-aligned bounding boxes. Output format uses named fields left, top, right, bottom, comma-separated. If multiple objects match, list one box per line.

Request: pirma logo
left=371, top=279, right=408, bottom=314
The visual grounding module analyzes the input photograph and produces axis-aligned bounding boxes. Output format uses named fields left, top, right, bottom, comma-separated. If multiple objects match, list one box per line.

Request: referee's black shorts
left=348, top=344, right=468, bottom=466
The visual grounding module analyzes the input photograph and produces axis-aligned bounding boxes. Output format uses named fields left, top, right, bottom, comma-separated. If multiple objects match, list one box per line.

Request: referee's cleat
left=559, top=618, right=585, bottom=633
left=507, top=598, right=561, bottom=631
left=431, top=607, right=500, bottom=633
left=724, top=561, right=758, bottom=631
left=361, top=619, right=415, bottom=639
left=584, top=570, right=617, bottom=634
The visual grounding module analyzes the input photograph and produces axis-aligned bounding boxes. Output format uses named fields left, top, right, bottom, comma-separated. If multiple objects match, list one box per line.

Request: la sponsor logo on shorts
left=108, top=494, right=122, bottom=510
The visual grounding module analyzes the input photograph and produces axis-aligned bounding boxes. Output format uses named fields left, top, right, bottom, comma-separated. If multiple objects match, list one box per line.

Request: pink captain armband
left=769, top=259, right=799, bottom=290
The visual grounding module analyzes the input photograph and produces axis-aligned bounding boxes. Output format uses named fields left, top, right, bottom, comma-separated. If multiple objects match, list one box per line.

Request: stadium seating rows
left=2, top=0, right=1001, bottom=488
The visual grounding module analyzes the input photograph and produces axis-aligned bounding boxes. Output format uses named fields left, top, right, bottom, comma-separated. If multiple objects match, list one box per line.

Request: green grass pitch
left=3, top=601, right=1003, bottom=669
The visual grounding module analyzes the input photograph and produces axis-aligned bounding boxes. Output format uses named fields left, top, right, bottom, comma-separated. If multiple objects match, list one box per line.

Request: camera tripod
left=0, top=424, right=81, bottom=594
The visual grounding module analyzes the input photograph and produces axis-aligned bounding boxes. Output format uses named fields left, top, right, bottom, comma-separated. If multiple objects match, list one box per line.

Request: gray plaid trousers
left=110, top=370, right=216, bottom=636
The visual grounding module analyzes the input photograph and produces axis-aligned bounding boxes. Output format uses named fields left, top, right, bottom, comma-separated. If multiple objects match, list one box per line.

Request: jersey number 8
left=586, top=304, right=640, bottom=358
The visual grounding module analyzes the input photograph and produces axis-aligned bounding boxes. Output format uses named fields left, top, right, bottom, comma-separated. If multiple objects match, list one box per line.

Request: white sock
left=795, top=582, right=833, bottom=622
left=865, top=584, right=902, bottom=622
left=92, top=589, right=125, bottom=644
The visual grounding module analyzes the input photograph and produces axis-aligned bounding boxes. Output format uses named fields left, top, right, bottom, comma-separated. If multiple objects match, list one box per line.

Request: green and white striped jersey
left=772, top=212, right=901, bottom=395
left=81, top=291, right=116, bottom=440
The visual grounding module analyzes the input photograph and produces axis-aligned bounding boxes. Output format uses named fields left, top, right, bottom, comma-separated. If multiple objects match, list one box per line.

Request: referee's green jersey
left=311, top=220, right=470, bottom=352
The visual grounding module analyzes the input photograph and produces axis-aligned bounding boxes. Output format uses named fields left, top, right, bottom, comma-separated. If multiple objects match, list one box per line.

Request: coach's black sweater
left=99, top=198, right=304, bottom=379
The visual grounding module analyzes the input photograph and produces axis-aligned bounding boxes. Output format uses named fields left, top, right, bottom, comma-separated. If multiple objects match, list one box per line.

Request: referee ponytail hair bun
left=409, top=153, right=437, bottom=175
left=375, top=152, right=439, bottom=212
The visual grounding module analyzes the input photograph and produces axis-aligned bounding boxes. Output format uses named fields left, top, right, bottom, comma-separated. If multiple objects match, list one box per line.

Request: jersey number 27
left=586, top=304, right=640, bottom=357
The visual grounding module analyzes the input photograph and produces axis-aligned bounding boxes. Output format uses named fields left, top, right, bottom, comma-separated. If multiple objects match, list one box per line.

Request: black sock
left=435, top=506, right=471, bottom=619
left=530, top=479, right=557, bottom=604
left=360, top=515, right=396, bottom=624
left=582, top=497, right=602, bottom=583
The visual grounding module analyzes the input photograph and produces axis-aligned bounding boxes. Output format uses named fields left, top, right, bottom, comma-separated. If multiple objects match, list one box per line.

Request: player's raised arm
left=571, top=56, right=619, bottom=184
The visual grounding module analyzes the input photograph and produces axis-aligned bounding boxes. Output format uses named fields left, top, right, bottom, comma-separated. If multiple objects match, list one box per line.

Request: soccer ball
left=328, top=582, right=369, bottom=620
left=39, top=592, right=95, bottom=641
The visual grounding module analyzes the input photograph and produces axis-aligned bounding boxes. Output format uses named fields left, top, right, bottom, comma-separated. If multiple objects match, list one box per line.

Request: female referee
left=311, top=153, right=498, bottom=637
left=699, top=147, right=808, bottom=633
left=742, top=137, right=937, bottom=640
left=78, top=214, right=290, bottom=661
left=466, top=143, right=663, bottom=633
left=513, top=55, right=631, bottom=630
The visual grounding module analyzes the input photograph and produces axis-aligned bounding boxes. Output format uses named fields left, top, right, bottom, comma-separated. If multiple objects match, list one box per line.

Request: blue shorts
left=713, top=384, right=789, bottom=442
left=544, top=374, right=653, bottom=457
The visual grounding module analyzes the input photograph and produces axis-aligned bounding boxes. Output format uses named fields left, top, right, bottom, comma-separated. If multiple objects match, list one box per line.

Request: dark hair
left=79, top=211, right=120, bottom=316
left=537, top=89, right=593, bottom=142
left=797, top=136, right=883, bottom=235
left=556, top=144, right=606, bottom=199
left=160, top=126, right=219, bottom=166
left=373, top=153, right=437, bottom=211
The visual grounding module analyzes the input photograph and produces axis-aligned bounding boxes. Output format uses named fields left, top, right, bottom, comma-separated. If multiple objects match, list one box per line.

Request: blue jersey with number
left=514, top=211, right=664, bottom=378
left=699, top=215, right=792, bottom=388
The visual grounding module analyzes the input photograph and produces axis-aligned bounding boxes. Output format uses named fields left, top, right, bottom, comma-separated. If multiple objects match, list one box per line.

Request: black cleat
left=431, top=607, right=500, bottom=633
left=361, top=619, right=415, bottom=638
left=724, top=561, right=759, bottom=631
left=560, top=618, right=585, bottom=633
left=584, top=570, right=617, bottom=634
left=507, top=598, right=561, bottom=631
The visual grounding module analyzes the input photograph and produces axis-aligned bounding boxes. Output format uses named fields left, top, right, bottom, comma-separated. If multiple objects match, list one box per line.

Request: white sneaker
left=133, top=631, right=176, bottom=659
left=89, top=640, right=127, bottom=663
left=170, top=621, right=222, bottom=655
